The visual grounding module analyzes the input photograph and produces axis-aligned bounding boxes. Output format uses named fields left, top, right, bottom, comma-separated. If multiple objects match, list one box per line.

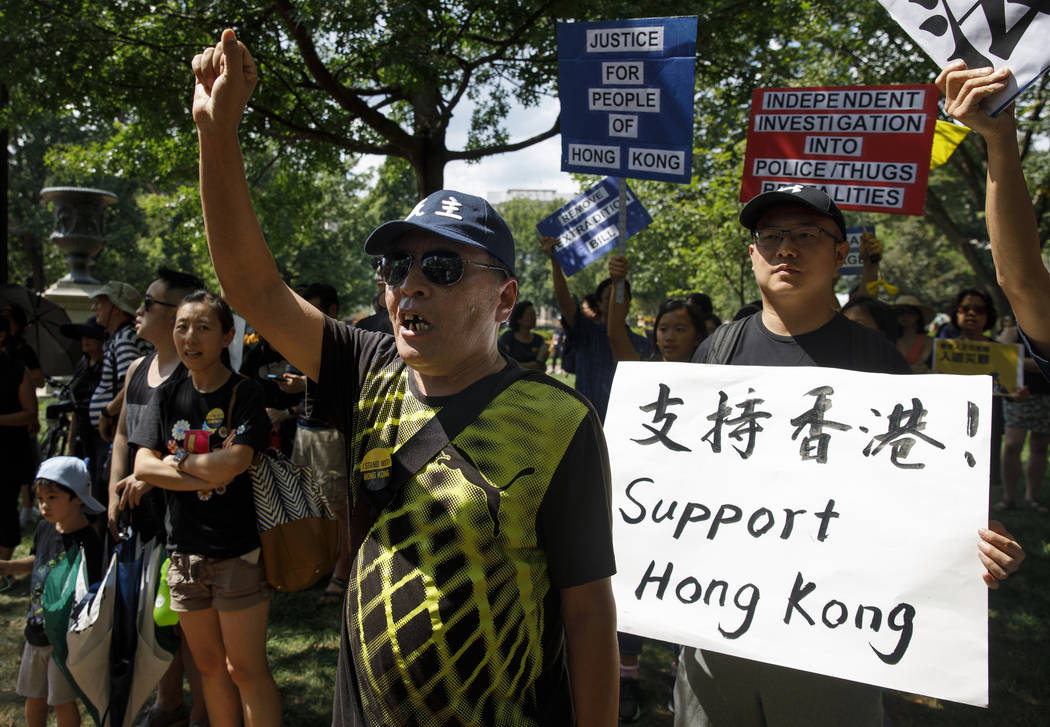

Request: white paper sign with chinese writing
left=878, top=0, right=1050, bottom=115
left=604, top=362, right=991, bottom=706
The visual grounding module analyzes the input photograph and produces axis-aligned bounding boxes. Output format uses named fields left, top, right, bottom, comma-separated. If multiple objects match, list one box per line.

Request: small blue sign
left=839, top=226, right=876, bottom=276
left=557, top=17, right=697, bottom=183
left=537, top=177, right=653, bottom=276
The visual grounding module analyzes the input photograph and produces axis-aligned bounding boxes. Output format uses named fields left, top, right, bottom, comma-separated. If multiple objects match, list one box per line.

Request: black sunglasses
left=143, top=294, right=177, bottom=312
left=379, top=250, right=507, bottom=287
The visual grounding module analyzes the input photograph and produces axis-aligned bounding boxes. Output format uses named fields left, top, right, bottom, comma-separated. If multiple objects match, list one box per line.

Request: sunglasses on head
left=379, top=250, right=507, bottom=287
left=143, top=294, right=177, bottom=312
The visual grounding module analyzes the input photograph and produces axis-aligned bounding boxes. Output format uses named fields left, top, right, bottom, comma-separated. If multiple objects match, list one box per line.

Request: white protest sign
left=604, top=362, right=991, bottom=706
left=878, top=0, right=1050, bottom=115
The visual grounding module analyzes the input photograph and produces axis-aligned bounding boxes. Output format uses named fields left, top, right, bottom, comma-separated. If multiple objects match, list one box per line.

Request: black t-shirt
left=26, top=520, right=103, bottom=646
left=8, top=340, right=41, bottom=373
left=318, top=318, right=614, bottom=726
left=124, top=354, right=188, bottom=540
left=131, top=373, right=270, bottom=558
left=354, top=311, right=394, bottom=336
left=498, top=330, right=546, bottom=364
left=296, top=377, right=332, bottom=429
left=0, top=352, right=32, bottom=481
left=693, top=312, right=912, bottom=374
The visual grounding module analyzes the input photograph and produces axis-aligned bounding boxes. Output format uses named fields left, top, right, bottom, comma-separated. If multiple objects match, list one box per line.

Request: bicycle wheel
left=39, top=419, right=70, bottom=459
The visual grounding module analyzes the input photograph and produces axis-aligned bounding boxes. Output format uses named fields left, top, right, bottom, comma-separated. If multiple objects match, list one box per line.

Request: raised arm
left=937, top=62, right=1050, bottom=356
left=541, top=236, right=577, bottom=330
left=606, top=255, right=640, bottom=362
left=192, top=29, right=325, bottom=379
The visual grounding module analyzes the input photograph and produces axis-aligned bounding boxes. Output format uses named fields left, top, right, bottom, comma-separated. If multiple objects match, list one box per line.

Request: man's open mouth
left=402, top=312, right=432, bottom=333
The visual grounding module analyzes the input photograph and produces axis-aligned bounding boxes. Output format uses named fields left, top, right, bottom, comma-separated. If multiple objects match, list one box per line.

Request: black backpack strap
left=703, top=317, right=749, bottom=365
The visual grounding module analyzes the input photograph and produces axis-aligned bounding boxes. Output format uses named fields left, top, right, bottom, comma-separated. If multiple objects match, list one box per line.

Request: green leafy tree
left=619, top=0, right=1050, bottom=321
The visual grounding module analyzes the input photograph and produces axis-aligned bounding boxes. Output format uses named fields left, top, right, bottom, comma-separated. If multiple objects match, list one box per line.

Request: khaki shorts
left=292, top=425, right=349, bottom=512
left=16, top=642, right=79, bottom=705
left=168, top=549, right=272, bottom=612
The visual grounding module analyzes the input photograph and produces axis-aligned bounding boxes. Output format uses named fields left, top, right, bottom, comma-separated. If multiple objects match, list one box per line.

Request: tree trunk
left=412, top=145, right=447, bottom=200
left=17, top=231, right=45, bottom=291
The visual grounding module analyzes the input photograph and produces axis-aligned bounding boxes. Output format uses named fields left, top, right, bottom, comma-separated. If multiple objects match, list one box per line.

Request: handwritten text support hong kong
left=603, top=362, right=992, bottom=707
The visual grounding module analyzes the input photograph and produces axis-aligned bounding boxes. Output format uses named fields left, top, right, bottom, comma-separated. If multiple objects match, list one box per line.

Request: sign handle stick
left=616, top=177, right=627, bottom=304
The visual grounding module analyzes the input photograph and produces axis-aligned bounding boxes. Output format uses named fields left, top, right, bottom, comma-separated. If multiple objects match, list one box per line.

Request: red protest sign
left=740, top=84, right=938, bottom=215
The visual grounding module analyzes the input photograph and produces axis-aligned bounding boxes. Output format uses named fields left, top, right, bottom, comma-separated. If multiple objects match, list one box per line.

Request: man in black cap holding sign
left=190, top=29, right=617, bottom=727
left=676, top=184, right=1025, bottom=726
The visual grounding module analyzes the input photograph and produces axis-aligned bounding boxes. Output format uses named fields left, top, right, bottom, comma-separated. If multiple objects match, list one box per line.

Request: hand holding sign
left=859, top=230, right=882, bottom=264
left=979, top=521, right=1024, bottom=589
left=936, top=62, right=1016, bottom=139
left=878, top=0, right=1050, bottom=115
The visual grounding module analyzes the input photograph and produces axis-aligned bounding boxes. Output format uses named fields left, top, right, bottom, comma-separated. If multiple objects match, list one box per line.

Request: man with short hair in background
left=541, top=237, right=651, bottom=422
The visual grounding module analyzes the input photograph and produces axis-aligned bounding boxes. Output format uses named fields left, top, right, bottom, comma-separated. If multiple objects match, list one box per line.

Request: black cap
left=739, top=184, right=847, bottom=239
left=60, top=316, right=106, bottom=341
left=364, top=190, right=516, bottom=275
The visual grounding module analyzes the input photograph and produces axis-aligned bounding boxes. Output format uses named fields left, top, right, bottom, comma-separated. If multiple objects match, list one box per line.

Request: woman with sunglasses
left=499, top=301, right=548, bottom=371
left=939, top=287, right=1012, bottom=502
left=132, top=291, right=279, bottom=727
left=948, top=287, right=997, bottom=343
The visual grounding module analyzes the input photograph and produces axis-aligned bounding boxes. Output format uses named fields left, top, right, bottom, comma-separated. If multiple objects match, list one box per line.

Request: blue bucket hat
left=363, top=190, right=516, bottom=275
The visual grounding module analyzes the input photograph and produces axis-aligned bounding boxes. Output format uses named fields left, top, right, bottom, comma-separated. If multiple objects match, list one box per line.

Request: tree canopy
left=4, top=0, right=1049, bottom=321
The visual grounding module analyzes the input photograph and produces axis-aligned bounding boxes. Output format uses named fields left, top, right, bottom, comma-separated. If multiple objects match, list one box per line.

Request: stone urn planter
left=40, top=187, right=118, bottom=285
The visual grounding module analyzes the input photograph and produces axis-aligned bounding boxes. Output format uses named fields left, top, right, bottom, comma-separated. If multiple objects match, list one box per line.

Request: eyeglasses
left=752, top=226, right=842, bottom=249
left=379, top=250, right=508, bottom=287
left=143, top=295, right=177, bottom=312
left=957, top=305, right=987, bottom=315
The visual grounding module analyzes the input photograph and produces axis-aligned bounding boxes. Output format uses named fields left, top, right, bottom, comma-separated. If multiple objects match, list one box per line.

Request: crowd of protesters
left=0, top=31, right=1040, bottom=727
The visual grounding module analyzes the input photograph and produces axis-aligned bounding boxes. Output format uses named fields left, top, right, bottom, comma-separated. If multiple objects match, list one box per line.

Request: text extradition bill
left=604, top=362, right=990, bottom=706
left=877, top=0, right=1050, bottom=115
left=536, top=176, right=652, bottom=276
left=741, top=84, right=938, bottom=215
left=557, top=16, right=697, bottom=183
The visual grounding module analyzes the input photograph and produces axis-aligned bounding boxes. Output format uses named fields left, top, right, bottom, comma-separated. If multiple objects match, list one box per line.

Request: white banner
left=878, top=0, right=1050, bottom=114
left=604, top=362, right=991, bottom=706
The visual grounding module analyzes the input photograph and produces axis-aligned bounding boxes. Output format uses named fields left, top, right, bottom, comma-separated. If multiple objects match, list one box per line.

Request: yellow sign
left=932, top=339, right=1023, bottom=393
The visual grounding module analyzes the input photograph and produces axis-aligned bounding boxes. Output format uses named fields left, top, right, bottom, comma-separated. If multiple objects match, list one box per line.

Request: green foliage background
left=3, top=0, right=1049, bottom=319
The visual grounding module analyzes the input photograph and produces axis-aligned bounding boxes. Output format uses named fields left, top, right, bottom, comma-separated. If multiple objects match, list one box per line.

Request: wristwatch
left=173, top=448, right=190, bottom=470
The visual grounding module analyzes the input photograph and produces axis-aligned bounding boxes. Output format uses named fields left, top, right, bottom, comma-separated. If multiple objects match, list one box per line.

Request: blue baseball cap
left=36, top=456, right=105, bottom=514
left=364, top=190, right=516, bottom=275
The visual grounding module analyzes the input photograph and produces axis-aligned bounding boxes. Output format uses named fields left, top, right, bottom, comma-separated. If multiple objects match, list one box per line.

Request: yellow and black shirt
left=319, top=318, right=615, bottom=726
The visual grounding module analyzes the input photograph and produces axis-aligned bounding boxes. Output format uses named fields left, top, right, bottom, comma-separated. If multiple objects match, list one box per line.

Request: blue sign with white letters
left=536, top=177, right=653, bottom=276
left=557, top=16, right=697, bottom=183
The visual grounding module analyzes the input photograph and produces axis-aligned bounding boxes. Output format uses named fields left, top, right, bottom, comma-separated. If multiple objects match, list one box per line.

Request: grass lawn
left=2, top=419, right=1046, bottom=725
